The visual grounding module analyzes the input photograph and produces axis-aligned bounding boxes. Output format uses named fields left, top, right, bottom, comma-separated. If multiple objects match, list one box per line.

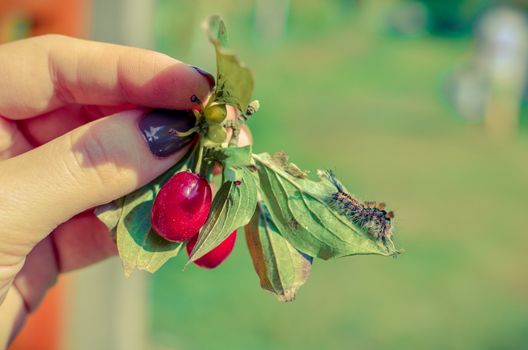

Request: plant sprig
left=95, top=15, right=402, bottom=302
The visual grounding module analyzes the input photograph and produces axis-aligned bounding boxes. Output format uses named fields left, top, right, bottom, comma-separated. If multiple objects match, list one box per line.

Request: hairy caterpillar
left=325, top=171, right=395, bottom=247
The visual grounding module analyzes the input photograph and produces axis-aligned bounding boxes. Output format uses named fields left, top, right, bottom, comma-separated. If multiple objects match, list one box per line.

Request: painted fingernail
left=190, top=65, right=216, bottom=90
left=139, top=109, right=197, bottom=157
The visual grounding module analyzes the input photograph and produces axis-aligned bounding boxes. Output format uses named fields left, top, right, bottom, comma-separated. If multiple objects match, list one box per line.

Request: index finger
left=0, top=35, right=215, bottom=120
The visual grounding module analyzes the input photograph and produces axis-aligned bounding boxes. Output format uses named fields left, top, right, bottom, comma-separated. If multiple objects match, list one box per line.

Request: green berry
left=207, top=124, right=227, bottom=144
left=204, top=104, right=227, bottom=124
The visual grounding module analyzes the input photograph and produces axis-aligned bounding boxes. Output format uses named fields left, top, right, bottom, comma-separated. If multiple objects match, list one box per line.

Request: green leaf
left=117, top=186, right=182, bottom=277
left=204, top=15, right=255, bottom=112
left=268, top=151, right=309, bottom=179
left=188, top=166, right=258, bottom=262
left=245, top=203, right=312, bottom=302
left=94, top=197, right=124, bottom=239
left=104, top=148, right=197, bottom=276
left=209, top=145, right=253, bottom=169
left=253, top=152, right=400, bottom=259
left=205, top=14, right=228, bottom=47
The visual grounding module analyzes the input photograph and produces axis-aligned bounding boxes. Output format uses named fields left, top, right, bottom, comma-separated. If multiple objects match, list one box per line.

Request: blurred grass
left=150, top=1, right=528, bottom=349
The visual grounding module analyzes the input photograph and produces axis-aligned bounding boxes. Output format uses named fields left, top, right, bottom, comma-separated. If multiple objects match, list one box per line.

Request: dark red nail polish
left=190, top=65, right=215, bottom=90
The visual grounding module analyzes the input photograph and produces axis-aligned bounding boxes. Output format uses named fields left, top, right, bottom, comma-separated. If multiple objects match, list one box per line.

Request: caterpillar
left=325, top=170, right=395, bottom=247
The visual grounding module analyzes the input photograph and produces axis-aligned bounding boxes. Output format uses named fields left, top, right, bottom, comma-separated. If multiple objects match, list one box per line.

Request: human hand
left=0, top=34, right=242, bottom=346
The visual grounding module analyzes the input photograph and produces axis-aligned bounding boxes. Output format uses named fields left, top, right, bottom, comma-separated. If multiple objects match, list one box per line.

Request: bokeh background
left=4, top=0, right=528, bottom=349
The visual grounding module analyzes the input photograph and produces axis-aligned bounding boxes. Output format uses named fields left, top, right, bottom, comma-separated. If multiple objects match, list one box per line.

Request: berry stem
left=169, top=126, right=198, bottom=138
left=194, top=139, right=205, bottom=174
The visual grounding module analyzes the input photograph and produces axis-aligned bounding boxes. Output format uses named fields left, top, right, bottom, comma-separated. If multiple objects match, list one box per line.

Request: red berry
left=186, top=230, right=237, bottom=269
left=151, top=172, right=212, bottom=242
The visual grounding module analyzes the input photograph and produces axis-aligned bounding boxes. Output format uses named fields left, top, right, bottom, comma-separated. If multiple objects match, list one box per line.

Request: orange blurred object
left=0, top=0, right=89, bottom=42
left=2, top=1, right=89, bottom=349
left=9, top=278, right=67, bottom=350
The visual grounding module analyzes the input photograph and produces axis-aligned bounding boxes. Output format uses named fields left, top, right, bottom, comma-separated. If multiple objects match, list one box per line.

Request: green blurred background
left=146, top=1, right=528, bottom=349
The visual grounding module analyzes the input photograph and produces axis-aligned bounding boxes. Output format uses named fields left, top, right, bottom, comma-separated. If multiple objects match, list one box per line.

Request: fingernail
left=190, top=65, right=216, bottom=90
left=139, top=109, right=197, bottom=157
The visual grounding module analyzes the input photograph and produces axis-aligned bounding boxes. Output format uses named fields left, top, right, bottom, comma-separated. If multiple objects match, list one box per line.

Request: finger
left=12, top=237, right=58, bottom=313
left=0, top=286, right=26, bottom=348
left=51, top=211, right=117, bottom=273
left=14, top=211, right=117, bottom=312
left=0, top=108, right=195, bottom=258
left=0, top=117, right=32, bottom=160
left=17, top=105, right=89, bottom=146
left=239, top=124, right=253, bottom=147
left=18, top=105, right=133, bottom=146
left=0, top=35, right=214, bottom=120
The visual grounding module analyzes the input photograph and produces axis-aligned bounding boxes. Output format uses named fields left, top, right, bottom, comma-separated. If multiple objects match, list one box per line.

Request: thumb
left=0, top=108, right=195, bottom=264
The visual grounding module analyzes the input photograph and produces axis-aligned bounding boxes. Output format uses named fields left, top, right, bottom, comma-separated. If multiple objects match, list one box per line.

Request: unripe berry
left=151, top=172, right=212, bottom=242
left=186, top=230, right=237, bottom=269
left=204, top=103, right=227, bottom=124
left=206, top=124, right=227, bottom=144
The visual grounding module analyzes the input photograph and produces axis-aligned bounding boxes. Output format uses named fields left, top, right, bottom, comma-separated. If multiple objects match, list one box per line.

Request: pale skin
left=0, top=35, right=250, bottom=348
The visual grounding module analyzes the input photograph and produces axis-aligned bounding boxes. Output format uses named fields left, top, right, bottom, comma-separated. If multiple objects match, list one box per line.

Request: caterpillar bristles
left=325, top=171, right=396, bottom=249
